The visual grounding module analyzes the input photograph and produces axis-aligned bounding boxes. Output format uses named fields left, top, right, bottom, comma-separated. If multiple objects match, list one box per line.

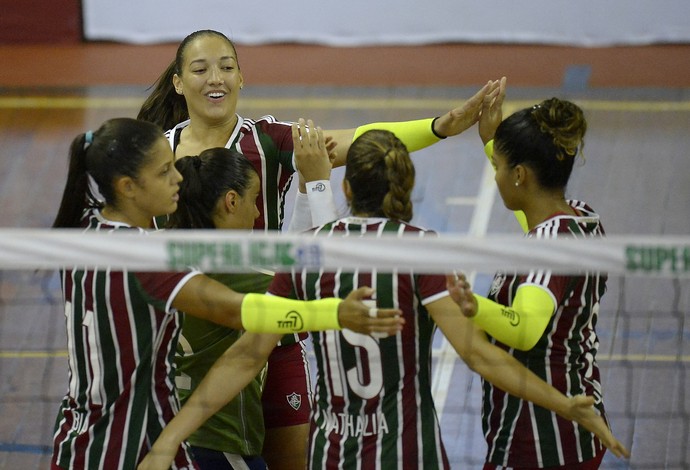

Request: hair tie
left=84, top=130, right=94, bottom=150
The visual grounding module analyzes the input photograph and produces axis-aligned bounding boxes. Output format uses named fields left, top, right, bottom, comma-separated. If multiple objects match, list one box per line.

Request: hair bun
left=532, top=98, right=587, bottom=159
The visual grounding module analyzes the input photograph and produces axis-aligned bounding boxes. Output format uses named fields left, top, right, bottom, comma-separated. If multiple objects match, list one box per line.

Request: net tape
left=0, top=229, right=688, bottom=277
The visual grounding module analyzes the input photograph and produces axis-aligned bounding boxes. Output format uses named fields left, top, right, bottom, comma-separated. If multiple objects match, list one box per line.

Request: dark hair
left=494, top=97, right=587, bottom=189
left=344, top=129, right=415, bottom=222
left=52, top=118, right=164, bottom=228
left=168, top=148, right=257, bottom=229
left=137, top=30, right=239, bottom=130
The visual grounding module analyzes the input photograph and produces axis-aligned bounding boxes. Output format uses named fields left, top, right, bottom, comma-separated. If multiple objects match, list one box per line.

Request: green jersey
left=175, top=271, right=273, bottom=455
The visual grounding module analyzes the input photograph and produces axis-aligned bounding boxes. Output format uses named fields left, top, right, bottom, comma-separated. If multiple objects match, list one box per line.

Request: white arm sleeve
left=286, top=190, right=313, bottom=233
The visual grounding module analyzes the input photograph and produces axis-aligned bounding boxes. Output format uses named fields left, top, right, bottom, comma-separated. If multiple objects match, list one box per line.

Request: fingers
left=324, top=136, right=338, bottom=164
left=363, top=310, right=405, bottom=338
left=572, top=394, right=595, bottom=406
left=607, top=438, right=631, bottom=459
left=346, top=286, right=375, bottom=301
left=371, top=306, right=401, bottom=319
left=340, top=289, right=404, bottom=338
left=493, top=76, right=507, bottom=108
left=291, top=120, right=302, bottom=146
left=292, top=118, right=324, bottom=148
left=467, top=80, right=492, bottom=107
left=447, top=272, right=471, bottom=291
left=570, top=395, right=630, bottom=459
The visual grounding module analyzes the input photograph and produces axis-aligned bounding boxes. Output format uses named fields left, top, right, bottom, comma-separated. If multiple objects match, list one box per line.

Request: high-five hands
left=478, top=76, right=507, bottom=145
left=431, top=78, right=505, bottom=138
left=292, top=118, right=335, bottom=185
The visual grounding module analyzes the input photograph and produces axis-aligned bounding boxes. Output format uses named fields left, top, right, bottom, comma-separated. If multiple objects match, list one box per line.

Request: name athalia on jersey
left=319, top=410, right=390, bottom=437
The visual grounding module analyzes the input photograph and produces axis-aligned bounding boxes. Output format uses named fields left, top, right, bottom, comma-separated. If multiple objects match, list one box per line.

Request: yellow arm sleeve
left=484, top=140, right=529, bottom=233
left=241, top=293, right=342, bottom=334
left=353, top=118, right=441, bottom=152
left=471, top=285, right=555, bottom=351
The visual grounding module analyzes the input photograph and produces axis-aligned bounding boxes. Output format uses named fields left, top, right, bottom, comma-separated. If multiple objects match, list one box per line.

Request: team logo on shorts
left=286, top=392, right=302, bottom=411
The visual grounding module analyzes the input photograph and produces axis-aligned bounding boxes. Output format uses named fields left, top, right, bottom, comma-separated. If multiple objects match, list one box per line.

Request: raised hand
left=446, top=273, right=478, bottom=318
left=292, top=118, right=333, bottom=186
left=478, top=76, right=507, bottom=145
left=337, top=286, right=404, bottom=337
left=431, top=79, right=502, bottom=138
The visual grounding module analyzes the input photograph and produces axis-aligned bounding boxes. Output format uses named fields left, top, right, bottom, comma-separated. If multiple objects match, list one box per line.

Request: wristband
left=353, top=118, right=440, bottom=152
left=430, top=117, right=447, bottom=139
left=305, top=180, right=338, bottom=226
left=241, top=293, right=342, bottom=333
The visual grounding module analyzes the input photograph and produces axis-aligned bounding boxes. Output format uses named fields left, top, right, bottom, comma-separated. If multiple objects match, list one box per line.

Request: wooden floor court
left=0, top=43, right=689, bottom=469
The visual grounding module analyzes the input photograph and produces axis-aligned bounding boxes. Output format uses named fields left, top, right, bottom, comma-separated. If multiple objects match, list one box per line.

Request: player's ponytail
left=52, top=132, right=91, bottom=228
left=382, top=140, right=414, bottom=222
left=345, top=129, right=414, bottom=222
left=137, top=60, right=188, bottom=131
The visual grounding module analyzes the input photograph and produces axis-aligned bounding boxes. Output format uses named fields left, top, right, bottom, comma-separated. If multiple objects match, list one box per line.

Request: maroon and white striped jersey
left=269, top=217, right=451, bottom=470
left=482, top=200, right=609, bottom=468
left=52, top=208, right=201, bottom=470
left=166, top=114, right=295, bottom=232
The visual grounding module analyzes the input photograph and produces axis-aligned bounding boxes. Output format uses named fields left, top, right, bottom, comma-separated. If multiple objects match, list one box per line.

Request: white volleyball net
left=0, top=229, right=688, bottom=469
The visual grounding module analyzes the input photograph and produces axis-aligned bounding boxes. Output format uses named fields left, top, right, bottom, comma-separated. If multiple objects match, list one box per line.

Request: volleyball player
left=167, top=147, right=268, bottom=470
left=448, top=97, right=626, bottom=468
left=136, top=28, right=500, bottom=468
left=49, top=118, right=403, bottom=470
left=165, top=118, right=333, bottom=470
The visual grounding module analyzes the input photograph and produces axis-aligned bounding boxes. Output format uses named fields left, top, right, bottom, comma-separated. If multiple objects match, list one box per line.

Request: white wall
left=83, top=0, right=690, bottom=46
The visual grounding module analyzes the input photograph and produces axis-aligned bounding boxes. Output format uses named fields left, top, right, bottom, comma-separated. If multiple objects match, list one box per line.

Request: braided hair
left=345, top=129, right=415, bottom=222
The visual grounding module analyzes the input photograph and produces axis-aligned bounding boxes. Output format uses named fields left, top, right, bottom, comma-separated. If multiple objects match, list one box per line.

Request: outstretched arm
left=325, top=80, right=501, bottom=167
left=428, top=295, right=630, bottom=459
left=173, top=276, right=403, bottom=336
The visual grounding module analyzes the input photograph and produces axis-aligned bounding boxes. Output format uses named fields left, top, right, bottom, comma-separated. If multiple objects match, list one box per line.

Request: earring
left=515, top=181, right=519, bottom=187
